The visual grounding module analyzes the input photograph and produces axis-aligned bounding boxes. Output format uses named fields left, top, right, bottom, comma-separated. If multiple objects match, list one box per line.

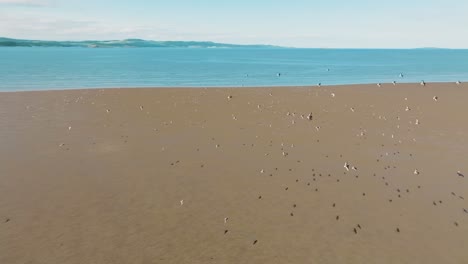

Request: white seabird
left=344, top=162, right=350, bottom=171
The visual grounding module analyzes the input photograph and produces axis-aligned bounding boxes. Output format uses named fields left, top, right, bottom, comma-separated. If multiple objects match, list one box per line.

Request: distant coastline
left=0, top=37, right=281, bottom=48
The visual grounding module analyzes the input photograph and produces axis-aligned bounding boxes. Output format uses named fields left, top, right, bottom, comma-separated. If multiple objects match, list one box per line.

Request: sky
left=1, top=0, right=468, bottom=48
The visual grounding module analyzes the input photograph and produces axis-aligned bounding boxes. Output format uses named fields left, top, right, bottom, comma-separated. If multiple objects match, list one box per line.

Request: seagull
left=139, top=106, right=144, bottom=110
left=277, top=73, right=281, bottom=77
left=457, top=171, right=465, bottom=177
left=399, top=73, right=404, bottom=78
left=405, top=106, right=411, bottom=111
left=420, top=80, right=426, bottom=86
left=106, top=109, right=111, bottom=113
left=414, top=169, right=420, bottom=175
left=377, top=83, right=382, bottom=87
left=456, top=80, right=461, bottom=85
left=415, top=119, right=420, bottom=125
left=344, top=162, right=350, bottom=171
left=317, top=83, right=322, bottom=87
left=227, top=95, right=233, bottom=100
left=352, top=166, right=358, bottom=171
left=68, top=126, right=72, bottom=131
left=180, top=200, right=184, bottom=206
left=392, top=81, right=397, bottom=86
left=331, top=93, right=335, bottom=97
left=433, top=96, right=438, bottom=101
left=307, top=113, right=313, bottom=121
left=224, top=217, right=229, bottom=224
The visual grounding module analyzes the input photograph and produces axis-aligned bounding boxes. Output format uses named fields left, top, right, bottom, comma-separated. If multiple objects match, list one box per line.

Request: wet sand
left=1, top=83, right=467, bottom=264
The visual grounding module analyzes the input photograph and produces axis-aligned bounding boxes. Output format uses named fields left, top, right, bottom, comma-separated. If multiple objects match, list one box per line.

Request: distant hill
left=0, top=37, right=280, bottom=48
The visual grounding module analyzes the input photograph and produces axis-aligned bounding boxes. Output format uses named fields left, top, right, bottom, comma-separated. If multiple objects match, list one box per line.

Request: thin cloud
left=0, top=0, right=51, bottom=7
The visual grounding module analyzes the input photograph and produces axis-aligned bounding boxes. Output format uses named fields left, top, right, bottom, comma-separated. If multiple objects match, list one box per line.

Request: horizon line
left=2, top=36, right=468, bottom=50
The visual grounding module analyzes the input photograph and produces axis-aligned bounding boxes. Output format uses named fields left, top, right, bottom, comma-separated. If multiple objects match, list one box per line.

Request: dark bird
left=457, top=171, right=465, bottom=177
left=336, top=215, right=340, bottom=220
left=224, top=230, right=229, bottom=234
left=353, top=228, right=357, bottom=234
left=253, top=240, right=258, bottom=245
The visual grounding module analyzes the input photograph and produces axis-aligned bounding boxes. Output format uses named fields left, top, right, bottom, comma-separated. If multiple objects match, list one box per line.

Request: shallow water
left=1, top=47, right=468, bottom=91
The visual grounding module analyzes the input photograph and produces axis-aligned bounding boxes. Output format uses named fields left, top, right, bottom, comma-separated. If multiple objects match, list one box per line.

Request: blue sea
left=1, top=47, right=468, bottom=91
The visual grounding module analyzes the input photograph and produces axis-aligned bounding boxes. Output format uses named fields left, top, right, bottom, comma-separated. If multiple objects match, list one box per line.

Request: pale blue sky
left=1, top=0, right=467, bottom=48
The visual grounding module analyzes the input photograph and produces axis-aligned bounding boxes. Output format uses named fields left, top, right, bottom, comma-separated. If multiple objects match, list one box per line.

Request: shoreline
left=0, top=81, right=464, bottom=93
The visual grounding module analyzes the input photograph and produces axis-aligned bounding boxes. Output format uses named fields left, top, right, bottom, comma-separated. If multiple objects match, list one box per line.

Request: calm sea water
left=1, top=47, right=468, bottom=91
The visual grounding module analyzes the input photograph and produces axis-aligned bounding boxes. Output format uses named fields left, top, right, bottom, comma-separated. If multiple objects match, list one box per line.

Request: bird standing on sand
left=180, top=200, right=184, bottom=206
left=344, top=162, right=350, bottom=171
left=420, top=80, right=426, bottom=86
left=317, top=83, right=322, bottom=87
left=457, top=171, right=465, bottom=177
left=392, top=81, right=397, bottom=86
left=307, top=113, right=313, bottom=121
left=377, top=83, right=382, bottom=87
left=456, top=81, right=461, bottom=85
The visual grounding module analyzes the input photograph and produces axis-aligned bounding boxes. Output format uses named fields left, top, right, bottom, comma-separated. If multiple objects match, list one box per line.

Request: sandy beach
left=1, top=83, right=467, bottom=264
